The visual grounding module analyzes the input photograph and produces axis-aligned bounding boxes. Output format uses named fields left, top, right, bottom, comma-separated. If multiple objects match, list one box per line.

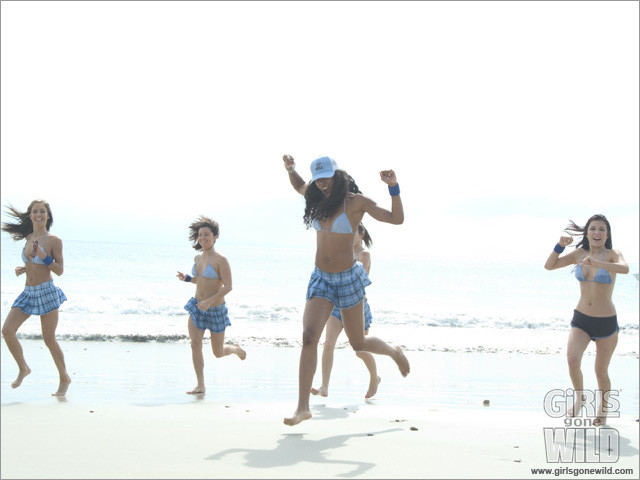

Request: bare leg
left=356, top=329, right=380, bottom=398
left=341, top=302, right=410, bottom=377
left=593, top=332, right=618, bottom=426
left=40, top=310, right=71, bottom=396
left=2, top=308, right=32, bottom=388
left=311, top=315, right=342, bottom=397
left=187, top=317, right=206, bottom=394
left=566, top=327, right=591, bottom=417
left=211, top=332, right=246, bottom=360
left=284, top=297, right=334, bottom=426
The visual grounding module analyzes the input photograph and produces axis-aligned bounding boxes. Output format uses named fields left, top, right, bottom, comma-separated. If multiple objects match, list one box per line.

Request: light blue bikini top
left=575, top=249, right=612, bottom=284
left=311, top=199, right=355, bottom=234
left=21, top=234, right=47, bottom=265
left=192, top=256, right=218, bottom=279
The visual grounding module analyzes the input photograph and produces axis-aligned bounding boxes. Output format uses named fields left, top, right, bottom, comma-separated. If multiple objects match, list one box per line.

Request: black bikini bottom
left=571, top=310, right=618, bottom=341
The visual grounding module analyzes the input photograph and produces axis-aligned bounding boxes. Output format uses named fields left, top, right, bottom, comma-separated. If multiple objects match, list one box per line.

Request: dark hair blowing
left=188, top=216, right=220, bottom=250
left=564, top=214, right=612, bottom=250
left=358, top=223, right=373, bottom=248
left=2, top=199, right=54, bottom=241
left=303, top=170, right=361, bottom=228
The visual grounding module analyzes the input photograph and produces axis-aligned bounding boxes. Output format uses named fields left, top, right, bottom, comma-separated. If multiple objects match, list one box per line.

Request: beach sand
left=1, top=340, right=638, bottom=479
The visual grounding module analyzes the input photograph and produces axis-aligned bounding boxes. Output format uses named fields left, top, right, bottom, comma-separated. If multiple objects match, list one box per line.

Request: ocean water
left=1, top=237, right=638, bottom=355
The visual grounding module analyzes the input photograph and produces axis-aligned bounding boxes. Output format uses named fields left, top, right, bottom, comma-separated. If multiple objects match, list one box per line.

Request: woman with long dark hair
left=544, top=214, right=629, bottom=425
left=176, top=216, right=246, bottom=395
left=311, top=222, right=380, bottom=398
left=282, top=154, right=409, bottom=426
left=1, top=199, right=70, bottom=396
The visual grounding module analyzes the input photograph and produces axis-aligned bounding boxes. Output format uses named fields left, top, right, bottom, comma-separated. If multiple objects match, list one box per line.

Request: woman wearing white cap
left=282, top=154, right=409, bottom=426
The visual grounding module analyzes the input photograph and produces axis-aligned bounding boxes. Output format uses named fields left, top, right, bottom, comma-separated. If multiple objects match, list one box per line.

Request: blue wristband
left=43, top=255, right=53, bottom=266
left=554, top=243, right=565, bottom=254
left=388, top=183, right=400, bottom=196
left=184, top=275, right=192, bottom=283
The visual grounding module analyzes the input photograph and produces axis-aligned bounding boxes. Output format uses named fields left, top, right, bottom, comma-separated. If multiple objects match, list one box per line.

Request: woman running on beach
left=282, top=154, right=409, bottom=426
left=1, top=200, right=71, bottom=396
left=544, top=214, right=629, bottom=425
left=311, top=222, right=380, bottom=399
left=177, top=216, right=246, bottom=395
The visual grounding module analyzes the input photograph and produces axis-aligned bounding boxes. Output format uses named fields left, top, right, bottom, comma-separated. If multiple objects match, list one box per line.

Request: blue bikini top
left=21, top=234, right=47, bottom=265
left=311, top=199, right=354, bottom=235
left=575, top=249, right=612, bottom=284
left=192, top=255, right=218, bottom=279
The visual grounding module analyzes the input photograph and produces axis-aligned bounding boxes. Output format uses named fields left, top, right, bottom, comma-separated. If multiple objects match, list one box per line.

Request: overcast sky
left=1, top=1, right=638, bottom=261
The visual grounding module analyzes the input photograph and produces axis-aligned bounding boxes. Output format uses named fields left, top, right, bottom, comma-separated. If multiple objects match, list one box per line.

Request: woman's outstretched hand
left=176, top=271, right=188, bottom=282
left=379, top=170, right=398, bottom=186
left=558, top=236, right=573, bottom=248
left=283, top=155, right=295, bottom=170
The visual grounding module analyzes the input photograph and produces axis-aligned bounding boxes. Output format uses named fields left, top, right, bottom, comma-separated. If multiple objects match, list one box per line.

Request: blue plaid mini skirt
left=12, top=280, right=67, bottom=316
left=306, top=261, right=371, bottom=310
left=184, top=298, right=231, bottom=333
left=331, top=298, right=373, bottom=330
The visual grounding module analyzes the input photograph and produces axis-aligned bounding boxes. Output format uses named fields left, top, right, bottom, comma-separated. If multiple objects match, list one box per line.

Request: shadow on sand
left=206, top=428, right=402, bottom=478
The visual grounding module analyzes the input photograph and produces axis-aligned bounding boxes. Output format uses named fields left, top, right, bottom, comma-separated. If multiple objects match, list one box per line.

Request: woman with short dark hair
left=177, top=216, right=246, bottom=395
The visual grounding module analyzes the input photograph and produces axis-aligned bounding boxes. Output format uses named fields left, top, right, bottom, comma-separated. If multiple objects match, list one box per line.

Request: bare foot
left=11, top=367, right=31, bottom=388
left=567, top=398, right=585, bottom=417
left=235, top=344, right=247, bottom=360
left=393, top=347, right=410, bottom=377
left=187, top=386, right=206, bottom=395
left=52, top=375, right=71, bottom=397
left=283, top=410, right=312, bottom=426
left=311, top=386, right=328, bottom=397
left=365, top=376, right=381, bottom=399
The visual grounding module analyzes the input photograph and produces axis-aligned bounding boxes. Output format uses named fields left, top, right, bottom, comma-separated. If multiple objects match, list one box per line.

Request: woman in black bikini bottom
left=544, top=214, right=629, bottom=426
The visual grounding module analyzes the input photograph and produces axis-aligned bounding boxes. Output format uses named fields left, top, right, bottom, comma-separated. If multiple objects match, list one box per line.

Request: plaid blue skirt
left=12, top=280, right=67, bottom=316
left=306, top=261, right=371, bottom=310
left=331, top=298, right=373, bottom=330
left=185, top=298, right=231, bottom=333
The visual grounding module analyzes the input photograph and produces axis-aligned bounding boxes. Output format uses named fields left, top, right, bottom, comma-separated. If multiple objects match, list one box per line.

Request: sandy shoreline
left=2, top=400, right=638, bottom=479
left=1, top=340, right=639, bottom=478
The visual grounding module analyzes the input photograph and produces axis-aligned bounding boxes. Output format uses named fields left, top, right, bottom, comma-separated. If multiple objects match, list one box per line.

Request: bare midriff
left=315, top=232, right=356, bottom=273
left=25, top=264, right=52, bottom=287
left=195, top=278, right=225, bottom=307
left=576, top=282, right=616, bottom=317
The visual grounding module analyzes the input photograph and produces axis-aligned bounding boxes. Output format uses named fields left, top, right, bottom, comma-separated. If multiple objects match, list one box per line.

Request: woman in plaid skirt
left=282, top=155, right=409, bottom=426
left=311, top=223, right=380, bottom=399
left=176, top=216, right=246, bottom=395
left=2, top=199, right=71, bottom=396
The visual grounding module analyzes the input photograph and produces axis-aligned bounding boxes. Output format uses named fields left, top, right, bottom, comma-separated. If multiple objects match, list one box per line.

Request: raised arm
left=283, top=154, right=308, bottom=196
left=581, top=249, right=629, bottom=275
left=361, top=170, right=404, bottom=225
left=544, top=236, right=579, bottom=270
